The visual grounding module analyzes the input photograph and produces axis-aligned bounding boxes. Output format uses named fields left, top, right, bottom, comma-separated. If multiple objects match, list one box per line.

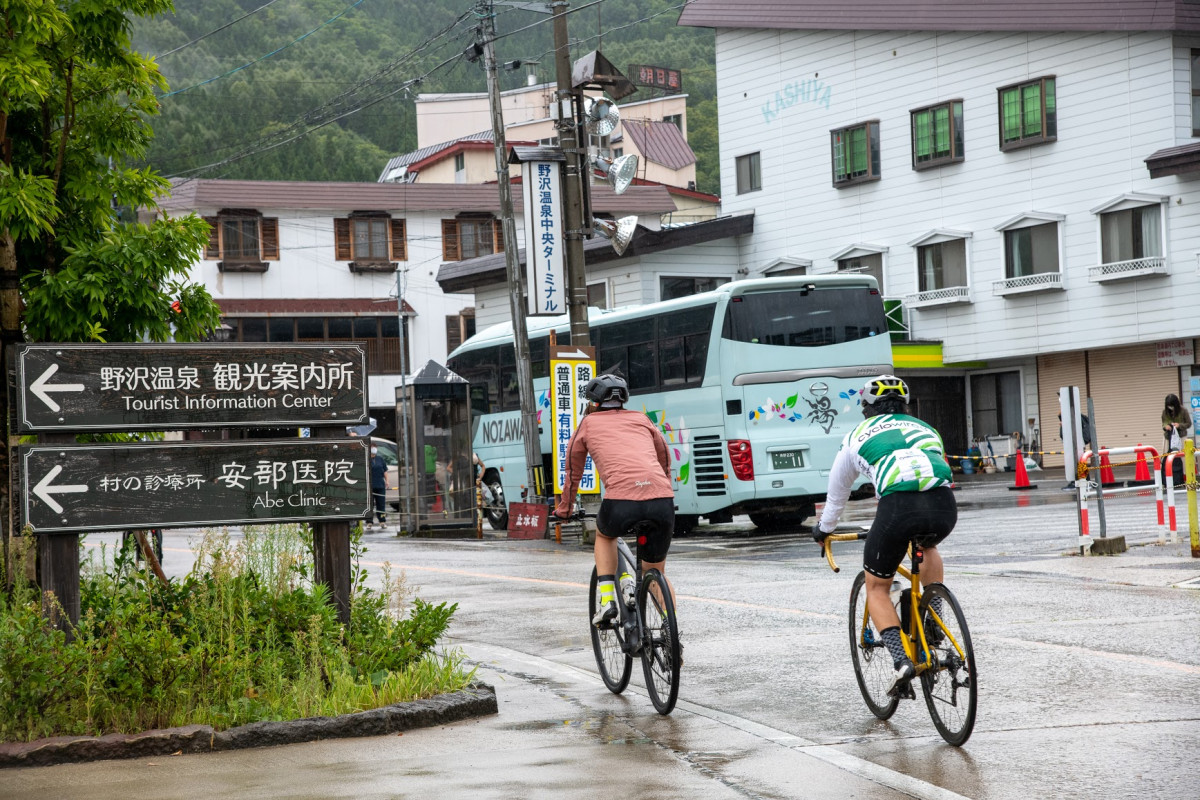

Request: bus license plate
left=771, top=450, right=804, bottom=470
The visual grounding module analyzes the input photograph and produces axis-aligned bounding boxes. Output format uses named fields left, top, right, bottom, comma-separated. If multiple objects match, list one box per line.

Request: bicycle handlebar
left=820, top=531, right=867, bottom=573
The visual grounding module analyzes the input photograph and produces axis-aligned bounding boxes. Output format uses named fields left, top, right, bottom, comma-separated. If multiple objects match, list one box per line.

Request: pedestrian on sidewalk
left=369, top=445, right=388, bottom=527
left=1161, top=394, right=1191, bottom=484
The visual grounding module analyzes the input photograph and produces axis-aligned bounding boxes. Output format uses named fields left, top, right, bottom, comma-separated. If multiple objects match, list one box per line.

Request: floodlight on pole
left=592, top=216, right=637, bottom=257
left=583, top=96, right=620, bottom=137
left=593, top=153, right=638, bottom=194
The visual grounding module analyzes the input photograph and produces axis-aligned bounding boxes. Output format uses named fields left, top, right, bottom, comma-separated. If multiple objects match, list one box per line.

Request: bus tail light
left=727, top=440, right=754, bottom=481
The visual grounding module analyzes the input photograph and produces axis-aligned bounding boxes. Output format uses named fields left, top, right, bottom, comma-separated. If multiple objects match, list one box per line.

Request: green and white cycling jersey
left=818, top=414, right=953, bottom=533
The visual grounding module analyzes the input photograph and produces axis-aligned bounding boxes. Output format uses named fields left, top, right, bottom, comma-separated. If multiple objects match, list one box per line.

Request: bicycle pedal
left=897, top=683, right=916, bottom=700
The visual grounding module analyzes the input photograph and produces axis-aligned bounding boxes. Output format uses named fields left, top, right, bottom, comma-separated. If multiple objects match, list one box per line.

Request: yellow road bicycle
left=822, top=532, right=978, bottom=745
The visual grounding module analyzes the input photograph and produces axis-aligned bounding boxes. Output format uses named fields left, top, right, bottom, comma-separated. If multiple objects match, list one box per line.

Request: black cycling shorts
left=863, top=487, right=957, bottom=579
left=596, top=497, right=674, bottom=564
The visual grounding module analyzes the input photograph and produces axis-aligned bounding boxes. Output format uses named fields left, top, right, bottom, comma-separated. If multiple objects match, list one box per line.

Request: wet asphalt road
left=3, top=476, right=1199, bottom=799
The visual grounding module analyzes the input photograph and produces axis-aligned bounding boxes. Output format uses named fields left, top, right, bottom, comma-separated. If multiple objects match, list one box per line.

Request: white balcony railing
left=1088, top=256, right=1167, bottom=283
left=905, top=285, right=971, bottom=308
left=993, top=271, right=1064, bottom=296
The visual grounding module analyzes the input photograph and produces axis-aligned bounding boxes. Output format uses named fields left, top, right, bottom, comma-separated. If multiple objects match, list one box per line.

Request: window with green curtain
left=914, top=110, right=931, bottom=159
left=933, top=106, right=950, bottom=157
left=1043, top=79, right=1056, bottom=137
left=850, top=127, right=867, bottom=175
left=1022, top=84, right=1041, bottom=137
left=1002, top=89, right=1021, bottom=142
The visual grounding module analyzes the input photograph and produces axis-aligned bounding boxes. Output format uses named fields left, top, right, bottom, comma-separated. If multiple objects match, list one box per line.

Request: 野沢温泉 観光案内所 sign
left=14, top=343, right=368, bottom=431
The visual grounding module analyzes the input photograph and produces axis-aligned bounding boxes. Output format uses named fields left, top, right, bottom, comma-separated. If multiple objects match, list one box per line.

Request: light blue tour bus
left=447, top=275, right=893, bottom=533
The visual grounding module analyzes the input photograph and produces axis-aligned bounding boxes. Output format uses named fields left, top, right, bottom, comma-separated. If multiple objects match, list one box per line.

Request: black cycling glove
left=812, top=525, right=834, bottom=545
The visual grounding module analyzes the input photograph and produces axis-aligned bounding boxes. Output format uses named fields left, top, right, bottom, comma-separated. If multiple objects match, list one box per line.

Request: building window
left=612, top=147, right=624, bottom=159
left=660, top=275, right=729, bottom=301
left=663, top=113, right=682, bottom=130
left=735, top=152, right=761, bottom=194
left=223, top=315, right=407, bottom=373
left=587, top=281, right=608, bottom=309
left=970, top=371, right=1022, bottom=439
left=1192, top=50, right=1200, bottom=136
left=837, top=253, right=884, bottom=292
left=202, top=210, right=278, bottom=271
left=911, top=101, right=964, bottom=169
left=1101, top=204, right=1162, bottom=263
left=334, top=215, right=405, bottom=270
left=1003, top=222, right=1059, bottom=278
left=454, top=152, right=465, bottom=172
left=445, top=309, right=476, bottom=355
left=831, top=121, right=881, bottom=187
left=441, top=216, right=504, bottom=261
left=998, top=76, right=1056, bottom=150
left=917, top=239, right=968, bottom=293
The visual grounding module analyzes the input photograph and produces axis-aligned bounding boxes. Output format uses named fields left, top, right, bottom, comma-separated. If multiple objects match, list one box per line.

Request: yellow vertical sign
left=550, top=345, right=598, bottom=495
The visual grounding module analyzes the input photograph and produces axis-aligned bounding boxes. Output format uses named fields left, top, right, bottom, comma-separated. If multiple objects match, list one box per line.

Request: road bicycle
left=566, top=511, right=681, bottom=714
left=822, top=532, right=977, bottom=745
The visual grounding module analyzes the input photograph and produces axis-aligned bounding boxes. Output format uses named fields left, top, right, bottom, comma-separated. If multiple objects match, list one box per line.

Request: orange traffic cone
left=1099, top=450, right=1118, bottom=487
left=1132, top=444, right=1153, bottom=484
left=1007, top=448, right=1037, bottom=491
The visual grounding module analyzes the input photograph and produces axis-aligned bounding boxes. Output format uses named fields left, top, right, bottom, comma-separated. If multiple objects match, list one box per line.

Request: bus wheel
left=749, top=511, right=809, bottom=532
left=483, top=480, right=508, bottom=530
left=673, top=514, right=699, bottom=537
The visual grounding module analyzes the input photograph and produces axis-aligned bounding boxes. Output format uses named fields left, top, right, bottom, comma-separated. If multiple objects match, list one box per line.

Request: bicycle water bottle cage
left=899, top=588, right=912, bottom=633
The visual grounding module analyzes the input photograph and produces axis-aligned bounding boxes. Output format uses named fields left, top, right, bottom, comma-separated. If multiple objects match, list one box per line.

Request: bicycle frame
left=613, top=537, right=646, bottom=657
left=824, top=532, right=966, bottom=673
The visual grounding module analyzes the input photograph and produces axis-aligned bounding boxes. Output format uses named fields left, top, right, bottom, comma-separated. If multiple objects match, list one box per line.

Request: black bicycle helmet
left=584, top=373, right=629, bottom=404
left=861, top=374, right=910, bottom=405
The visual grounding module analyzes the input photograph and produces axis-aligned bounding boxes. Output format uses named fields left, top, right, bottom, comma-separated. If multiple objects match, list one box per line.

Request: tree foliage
left=1, top=0, right=222, bottom=345
left=133, top=0, right=721, bottom=194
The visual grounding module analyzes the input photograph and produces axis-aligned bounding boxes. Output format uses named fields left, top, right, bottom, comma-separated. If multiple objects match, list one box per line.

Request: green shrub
left=0, top=525, right=471, bottom=741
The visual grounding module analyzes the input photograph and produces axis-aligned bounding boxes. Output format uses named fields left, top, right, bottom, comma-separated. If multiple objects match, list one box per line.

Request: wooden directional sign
left=14, top=343, right=368, bottom=432
left=21, top=440, right=370, bottom=533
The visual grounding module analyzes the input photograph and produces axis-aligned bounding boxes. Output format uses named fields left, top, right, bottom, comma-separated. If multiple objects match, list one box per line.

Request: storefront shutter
left=1036, top=351, right=1086, bottom=469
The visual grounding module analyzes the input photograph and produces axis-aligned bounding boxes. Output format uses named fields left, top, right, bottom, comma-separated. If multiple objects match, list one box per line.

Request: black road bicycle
left=571, top=513, right=681, bottom=715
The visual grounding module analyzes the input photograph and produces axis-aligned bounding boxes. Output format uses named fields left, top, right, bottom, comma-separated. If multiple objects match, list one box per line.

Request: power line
left=154, top=0, right=287, bottom=58
left=159, top=0, right=370, bottom=99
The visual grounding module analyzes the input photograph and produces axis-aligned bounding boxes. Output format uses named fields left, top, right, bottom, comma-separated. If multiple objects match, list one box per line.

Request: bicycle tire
left=918, top=583, right=977, bottom=746
left=638, top=568, right=680, bottom=715
left=588, top=566, right=631, bottom=693
left=848, top=571, right=900, bottom=720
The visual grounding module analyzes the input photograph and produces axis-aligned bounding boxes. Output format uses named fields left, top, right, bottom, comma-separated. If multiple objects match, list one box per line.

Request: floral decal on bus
left=748, top=394, right=804, bottom=423
left=645, top=408, right=692, bottom=484
left=536, top=390, right=551, bottom=425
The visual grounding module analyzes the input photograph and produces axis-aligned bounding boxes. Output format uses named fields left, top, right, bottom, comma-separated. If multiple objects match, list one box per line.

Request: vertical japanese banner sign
left=551, top=346, right=598, bottom=495
left=521, top=161, right=565, bottom=316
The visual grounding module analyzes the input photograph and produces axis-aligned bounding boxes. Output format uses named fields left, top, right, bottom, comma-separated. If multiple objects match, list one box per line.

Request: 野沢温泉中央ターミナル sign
left=21, top=439, right=371, bottom=533
left=13, top=343, right=368, bottom=432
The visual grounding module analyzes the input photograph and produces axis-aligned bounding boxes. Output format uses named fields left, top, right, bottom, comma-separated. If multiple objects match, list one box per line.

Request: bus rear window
left=721, top=288, right=886, bottom=347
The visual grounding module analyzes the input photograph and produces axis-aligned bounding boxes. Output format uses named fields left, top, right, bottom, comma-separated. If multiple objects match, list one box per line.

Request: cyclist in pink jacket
left=553, top=373, right=676, bottom=626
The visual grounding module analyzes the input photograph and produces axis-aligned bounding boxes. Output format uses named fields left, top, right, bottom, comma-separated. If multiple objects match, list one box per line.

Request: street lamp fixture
left=593, top=216, right=638, bottom=257
left=583, top=96, right=620, bottom=137
left=592, top=153, right=638, bottom=194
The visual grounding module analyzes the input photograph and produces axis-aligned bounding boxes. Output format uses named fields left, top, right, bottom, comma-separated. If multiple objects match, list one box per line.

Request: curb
left=0, top=682, right=497, bottom=769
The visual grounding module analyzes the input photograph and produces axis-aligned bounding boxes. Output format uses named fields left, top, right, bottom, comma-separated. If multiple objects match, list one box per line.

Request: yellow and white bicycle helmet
left=861, top=374, right=910, bottom=405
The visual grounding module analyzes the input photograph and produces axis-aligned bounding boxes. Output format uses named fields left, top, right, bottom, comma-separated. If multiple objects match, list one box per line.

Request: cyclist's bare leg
left=640, top=558, right=676, bottom=608
left=865, top=572, right=901, bottom=633
left=920, top=546, right=943, bottom=587
left=594, top=531, right=618, bottom=575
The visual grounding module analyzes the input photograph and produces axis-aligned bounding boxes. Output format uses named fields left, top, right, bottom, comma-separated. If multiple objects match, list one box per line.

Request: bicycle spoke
left=639, top=569, right=680, bottom=715
left=588, top=567, right=631, bottom=694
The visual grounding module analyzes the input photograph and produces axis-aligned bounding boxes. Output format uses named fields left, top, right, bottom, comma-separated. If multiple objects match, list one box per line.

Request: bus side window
left=499, top=343, right=519, bottom=411
left=530, top=336, right=549, bottom=379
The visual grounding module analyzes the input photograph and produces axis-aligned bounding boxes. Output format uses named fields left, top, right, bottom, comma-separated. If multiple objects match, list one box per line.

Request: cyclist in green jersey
left=813, top=375, right=957, bottom=696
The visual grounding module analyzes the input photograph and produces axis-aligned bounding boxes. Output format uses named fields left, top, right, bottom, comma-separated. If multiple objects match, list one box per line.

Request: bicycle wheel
left=588, top=567, right=631, bottom=693
left=918, top=584, right=977, bottom=746
left=638, top=569, right=680, bottom=715
left=848, top=571, right=900, bottom=720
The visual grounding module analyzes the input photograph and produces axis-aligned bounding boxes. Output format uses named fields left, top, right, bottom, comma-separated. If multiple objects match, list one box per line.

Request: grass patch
left=0, top=525, right=473, bottom=742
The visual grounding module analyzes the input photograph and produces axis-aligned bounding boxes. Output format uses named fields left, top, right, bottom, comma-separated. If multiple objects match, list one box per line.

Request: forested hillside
left=133, top=0, right=720, bottom=194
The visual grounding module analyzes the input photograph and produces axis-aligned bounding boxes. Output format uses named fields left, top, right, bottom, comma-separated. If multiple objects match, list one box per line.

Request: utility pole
left=395, top=268, right=413, bottom=532
left=551, top=1, right=590, bottom=347
left=480, top=0, right=543, bottom=496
